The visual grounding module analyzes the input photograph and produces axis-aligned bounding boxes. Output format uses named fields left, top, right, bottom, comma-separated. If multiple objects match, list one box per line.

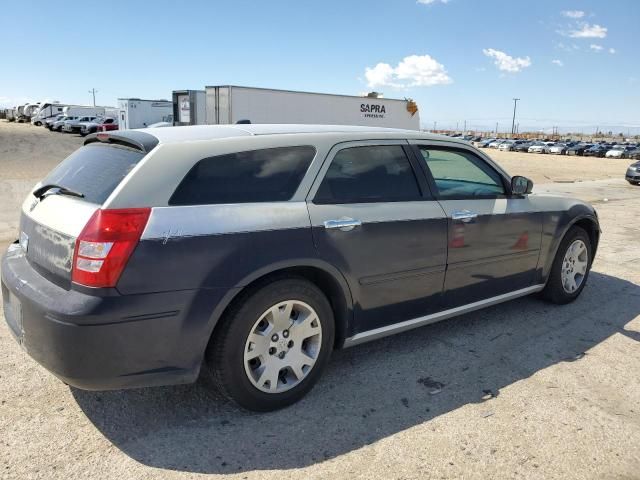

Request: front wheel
left=204, top=278, right=335, bottom=411
left=542, top=226, right=592, bottom=304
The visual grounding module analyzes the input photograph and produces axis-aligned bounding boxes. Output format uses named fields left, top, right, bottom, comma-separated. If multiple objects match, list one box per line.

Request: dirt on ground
left=1, top=121, right=639, bottom=479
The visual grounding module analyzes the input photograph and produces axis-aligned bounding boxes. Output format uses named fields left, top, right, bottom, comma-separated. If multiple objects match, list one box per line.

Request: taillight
left=72, top=208, right=151, bottom=288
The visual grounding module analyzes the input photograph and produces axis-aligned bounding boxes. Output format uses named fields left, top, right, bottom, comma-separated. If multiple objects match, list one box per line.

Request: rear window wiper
left=33, top=184, right=85, bottom=200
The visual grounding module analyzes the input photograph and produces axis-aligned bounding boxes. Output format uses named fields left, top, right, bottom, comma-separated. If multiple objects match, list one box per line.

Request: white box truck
left=117, top=98, right=173, bottom=129
left=204, top=85, right=420, bottom=130
left=172, top=90, right=206, bottom=126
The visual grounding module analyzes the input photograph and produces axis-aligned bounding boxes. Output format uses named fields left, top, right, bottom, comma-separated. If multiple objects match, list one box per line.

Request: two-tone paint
left=1, top=125, right=600, bottom=390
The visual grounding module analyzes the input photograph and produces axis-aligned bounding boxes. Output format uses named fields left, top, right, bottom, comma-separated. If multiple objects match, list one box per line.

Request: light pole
left=88, top=88, right=98, bottom=107
left=511, top=98, right=520, bottom=136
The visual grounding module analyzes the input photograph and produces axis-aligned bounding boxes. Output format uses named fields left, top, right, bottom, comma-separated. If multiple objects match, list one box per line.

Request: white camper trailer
left=117, top=98, right=173, bottom=130
left=204, top=85, right=420, bottom=130
left=31, top=101, right=68, bottom=125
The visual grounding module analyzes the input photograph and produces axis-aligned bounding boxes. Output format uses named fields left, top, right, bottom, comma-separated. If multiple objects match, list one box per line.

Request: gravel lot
left=1, top=121, right=639, bottom=479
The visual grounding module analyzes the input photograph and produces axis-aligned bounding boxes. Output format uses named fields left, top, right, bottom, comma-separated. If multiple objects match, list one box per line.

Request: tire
left=204, top=277, right=335, bottom=411
left=542, top=226, right=592, bottom=304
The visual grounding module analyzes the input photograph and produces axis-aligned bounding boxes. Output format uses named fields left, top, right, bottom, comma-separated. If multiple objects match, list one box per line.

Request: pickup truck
left=61, top=116, right=99, bottom=133
left=79, top=117, right=118, bottom=136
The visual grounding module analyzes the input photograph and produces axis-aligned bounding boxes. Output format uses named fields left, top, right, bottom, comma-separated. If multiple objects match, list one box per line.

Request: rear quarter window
left=41, top=144, right=145, bottom=205
left=169, top=146, right=316, bottom=205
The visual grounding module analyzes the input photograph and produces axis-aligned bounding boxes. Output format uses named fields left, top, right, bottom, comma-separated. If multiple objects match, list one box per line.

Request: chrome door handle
left=451, top=210, right=478, bottom=223
left=323, top=217, right=362, bottom=232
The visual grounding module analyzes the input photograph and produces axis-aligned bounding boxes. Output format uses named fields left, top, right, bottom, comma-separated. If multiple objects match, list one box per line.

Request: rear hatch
left=19, top=142, right=147, bottom=289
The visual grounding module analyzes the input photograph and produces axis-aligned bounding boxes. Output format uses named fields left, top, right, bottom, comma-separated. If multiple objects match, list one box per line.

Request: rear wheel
left=542, top=226, right=592, bottom=304
left=205, top=278, right=335, bottom=411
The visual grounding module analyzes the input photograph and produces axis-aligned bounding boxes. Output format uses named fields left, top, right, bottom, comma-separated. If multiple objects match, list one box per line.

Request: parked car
left=566, top=143, right=593, bottom=156
left=62, top=116, right=99, bottom=133
left=79, top=117, right=117, bottom=136
left=97, top=121, right=120, bottom=133
left=1, top=125, right=600, bottom=411
left=488, top=139, right=506, bottom=149
left=514, top=142, right=533, bottom=153
left=50, top=116, right=77, bottom=132
left=626, top=161, right=640, bottom=185
left=584, top=145, right=609, bottom=157
left=498, top=140, right=526, bottom=152
left=628, top=148, right=640, bottom=160
left=549, top=143, right=568, bottom=155
left=477, top=138, right=496, bottom=148
left=44, top=114, right=65, bottom=129
left=528, top=142, right=552, bottom=154
left=605, top=145, right=636, bottom=159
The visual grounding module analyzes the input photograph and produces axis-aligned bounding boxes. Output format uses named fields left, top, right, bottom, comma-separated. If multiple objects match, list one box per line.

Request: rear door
left=306, top=141, right=448, bottom=335
left=409, top=142, right=543, bottom=307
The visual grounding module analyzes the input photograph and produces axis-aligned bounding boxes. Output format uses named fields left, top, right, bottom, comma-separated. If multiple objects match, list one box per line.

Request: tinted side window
left=169, top=146, right=315, bottom=205
left=419, top=147, right=505, bottom=198
left=314, top=145, right=422, bottom=204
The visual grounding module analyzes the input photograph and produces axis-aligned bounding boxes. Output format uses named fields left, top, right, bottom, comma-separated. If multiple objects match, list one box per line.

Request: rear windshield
left=41, top=144, right=145, bottom=205
left=169, top=146, right=316, bottom=205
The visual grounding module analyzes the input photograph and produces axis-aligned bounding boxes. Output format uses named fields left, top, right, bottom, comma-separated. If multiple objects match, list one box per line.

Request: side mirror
left=511, top=175, right=533, bottom=195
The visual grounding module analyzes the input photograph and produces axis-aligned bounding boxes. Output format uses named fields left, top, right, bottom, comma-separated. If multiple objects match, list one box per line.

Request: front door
left=306, top=141, right=448, bottom=335
left=411, top=143, right=543, bottom=308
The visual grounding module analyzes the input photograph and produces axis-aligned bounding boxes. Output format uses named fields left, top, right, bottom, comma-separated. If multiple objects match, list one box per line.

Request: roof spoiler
left=84, top=131, right=159, bottom=153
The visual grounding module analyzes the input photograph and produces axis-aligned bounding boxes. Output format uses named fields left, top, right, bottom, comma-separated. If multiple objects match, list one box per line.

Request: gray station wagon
left=1, top=125, right=600, bottom=411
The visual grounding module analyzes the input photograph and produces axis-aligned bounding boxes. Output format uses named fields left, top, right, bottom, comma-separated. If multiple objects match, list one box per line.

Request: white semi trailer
left=62, top=106, right=112, bottom=117
left=172, top=90, right=206, bottom=126
left=117, top=98, right=173, bottom=129
left=203, top=85, right=420, bottom=130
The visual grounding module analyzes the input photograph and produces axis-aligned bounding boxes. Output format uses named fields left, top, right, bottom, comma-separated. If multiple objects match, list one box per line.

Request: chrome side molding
left=343, top=284, right=546, bottom=347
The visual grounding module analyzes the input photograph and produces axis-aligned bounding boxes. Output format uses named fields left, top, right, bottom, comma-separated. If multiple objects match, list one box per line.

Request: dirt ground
left=0, top=121, right=639, bottom=479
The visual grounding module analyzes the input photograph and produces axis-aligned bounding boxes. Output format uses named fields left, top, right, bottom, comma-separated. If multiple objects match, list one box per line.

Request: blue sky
left=1, top=0, right=638, bottom=133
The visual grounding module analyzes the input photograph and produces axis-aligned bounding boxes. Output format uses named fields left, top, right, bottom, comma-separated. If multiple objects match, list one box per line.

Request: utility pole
left=463, top=120, right=467, bottom=133
left=88, top=88, right=98, bottom=107
left=495, top=122, right=499, bottom=136
left=433, top=121, right=437, bottom=132
left=511, top=98, right=520, bottom=136
left=456, top=121, right=459, bottom=132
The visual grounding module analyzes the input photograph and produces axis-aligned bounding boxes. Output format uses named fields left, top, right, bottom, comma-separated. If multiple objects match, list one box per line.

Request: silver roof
left=135, top=124, right=455, bottom=144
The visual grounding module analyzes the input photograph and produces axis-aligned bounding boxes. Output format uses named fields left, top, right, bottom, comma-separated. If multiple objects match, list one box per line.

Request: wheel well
left=573, top=217, right=600, bottom=254
left=211, top=267, right=352, bottom=350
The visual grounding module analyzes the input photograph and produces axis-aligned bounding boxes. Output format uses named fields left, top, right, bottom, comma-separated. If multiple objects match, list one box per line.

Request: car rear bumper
left=1, top=242, right=233, bottom=390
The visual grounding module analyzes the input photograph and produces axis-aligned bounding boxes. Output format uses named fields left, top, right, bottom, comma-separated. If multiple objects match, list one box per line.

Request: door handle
left=451, top=210, right=478, bottom=223
left=323, top=217, right=362, bottom=232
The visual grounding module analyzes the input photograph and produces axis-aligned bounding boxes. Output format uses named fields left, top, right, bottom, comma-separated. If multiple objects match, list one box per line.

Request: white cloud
left=562, top=10, right=585, bottom=19
left=364, top=54, right=452, bottom=88
left=609, top=48, right=616, bottom=54
left=417, top=0, right=450, bottom=4
left=569, top=23, right=607, bottom=38
left=482, top=48, right=532, bottom=73
left=590, top=44, right=603, bottom=51
left=552, top=59, right=564, bottom=67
